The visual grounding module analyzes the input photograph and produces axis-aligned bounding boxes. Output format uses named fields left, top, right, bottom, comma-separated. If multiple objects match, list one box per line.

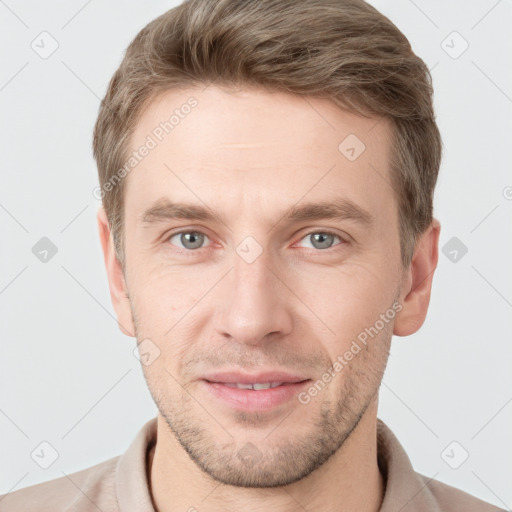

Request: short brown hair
left=93, top=0, right=442, bottom=269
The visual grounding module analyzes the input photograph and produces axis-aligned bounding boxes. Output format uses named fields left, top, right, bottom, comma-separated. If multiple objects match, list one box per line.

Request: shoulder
left=0, top=455, right=120, bottom=512
left=418, top=473, right=506, bottom=512
left=376, top=419, right=505, bottom=512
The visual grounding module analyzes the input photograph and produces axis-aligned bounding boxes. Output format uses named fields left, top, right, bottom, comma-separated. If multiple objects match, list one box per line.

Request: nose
left=215, top=249, right=293, bottom=346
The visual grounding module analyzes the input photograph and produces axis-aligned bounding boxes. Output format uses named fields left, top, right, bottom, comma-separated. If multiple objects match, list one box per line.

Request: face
left=108, top=84, right=410, bottom=487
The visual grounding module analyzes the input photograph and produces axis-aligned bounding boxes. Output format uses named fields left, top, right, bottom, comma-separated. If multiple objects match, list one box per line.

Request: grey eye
left=169, top=231, right=208, bottom=250
left=299, top=232, right=341, bottom=250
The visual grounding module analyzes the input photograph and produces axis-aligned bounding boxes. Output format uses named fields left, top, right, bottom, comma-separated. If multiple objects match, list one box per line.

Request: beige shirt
left=0, top=417, right=504, bottom=511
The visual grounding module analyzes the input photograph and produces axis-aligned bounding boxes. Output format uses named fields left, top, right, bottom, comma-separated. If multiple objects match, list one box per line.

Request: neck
left=148, top=399, right=384, bottom=512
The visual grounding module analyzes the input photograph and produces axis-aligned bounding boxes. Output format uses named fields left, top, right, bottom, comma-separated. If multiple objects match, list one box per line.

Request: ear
left=97, top=206, right=135, bottom=337
left=393, top=218, right=441, bottom=336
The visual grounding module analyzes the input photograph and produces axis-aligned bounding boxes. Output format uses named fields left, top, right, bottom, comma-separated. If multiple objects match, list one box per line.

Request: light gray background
left=1, top=0, right=511, bottom=508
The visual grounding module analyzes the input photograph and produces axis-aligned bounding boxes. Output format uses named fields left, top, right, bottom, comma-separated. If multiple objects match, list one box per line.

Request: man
left=0, top=0, right=504, bottom=510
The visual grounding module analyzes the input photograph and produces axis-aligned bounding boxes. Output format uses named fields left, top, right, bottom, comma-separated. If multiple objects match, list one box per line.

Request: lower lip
left=201, top=380, right=311, bottom=412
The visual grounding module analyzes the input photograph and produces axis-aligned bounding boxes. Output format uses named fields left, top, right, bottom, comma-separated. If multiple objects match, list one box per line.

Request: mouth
left=200, top=377, right=312, bottom=411
left=211, top=381, right=301, bottom=390
left=201, top=370, right=310, bottom=386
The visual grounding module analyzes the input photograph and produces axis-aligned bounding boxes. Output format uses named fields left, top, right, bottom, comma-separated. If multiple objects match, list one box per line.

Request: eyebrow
left=140, top=197, right=374, bottom=228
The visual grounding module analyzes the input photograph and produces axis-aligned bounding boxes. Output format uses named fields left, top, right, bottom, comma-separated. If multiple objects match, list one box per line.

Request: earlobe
left=393, top=219, right=441, bottom=337
left=97, top=206, right=136, bottom=337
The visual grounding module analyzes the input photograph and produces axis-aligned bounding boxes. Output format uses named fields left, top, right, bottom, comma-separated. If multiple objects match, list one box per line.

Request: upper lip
left=202, top=371, right=310, bottom=384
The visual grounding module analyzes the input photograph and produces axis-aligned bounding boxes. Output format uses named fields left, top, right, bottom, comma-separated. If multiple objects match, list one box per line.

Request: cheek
left=293, top=258, right=395, bottom=334
left=128, top=264, right=217, bottom=366
left=129, top=257, right=210, bottom=316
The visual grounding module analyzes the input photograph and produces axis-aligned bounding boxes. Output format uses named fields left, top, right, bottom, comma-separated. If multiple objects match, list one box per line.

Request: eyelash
left=164, top=229, right=347, bottom=255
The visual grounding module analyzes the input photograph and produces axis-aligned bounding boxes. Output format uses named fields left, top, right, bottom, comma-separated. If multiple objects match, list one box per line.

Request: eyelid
left=293, top=229, right=347, bottom=250
left=164, top=227, right=348, bottom=253
left=166, top=228, right=214, bottom=251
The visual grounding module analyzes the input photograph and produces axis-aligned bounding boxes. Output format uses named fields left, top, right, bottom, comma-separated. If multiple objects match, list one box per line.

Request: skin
left=97, top=84, right=440, bottom=512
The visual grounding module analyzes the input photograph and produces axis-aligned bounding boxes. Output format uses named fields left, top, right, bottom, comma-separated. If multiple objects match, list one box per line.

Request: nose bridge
left=216, top=241, right=292, bottom=344
left=233, top=244, right=273, bottom=300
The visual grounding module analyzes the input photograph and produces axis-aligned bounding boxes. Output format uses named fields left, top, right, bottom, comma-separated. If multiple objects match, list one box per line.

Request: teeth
left=223, top=382, right=284, bottom=390
left=233, top=383, right=253, bottom=390
left=252, top=383, right=273, bottom=390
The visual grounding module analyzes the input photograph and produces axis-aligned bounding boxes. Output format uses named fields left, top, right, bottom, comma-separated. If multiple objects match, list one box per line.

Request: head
left=94, top=0, right=441, bottom=488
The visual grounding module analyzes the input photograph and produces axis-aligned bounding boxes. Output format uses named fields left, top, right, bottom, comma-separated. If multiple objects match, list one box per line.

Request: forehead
left=124, top=85, right=395, bottom=226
